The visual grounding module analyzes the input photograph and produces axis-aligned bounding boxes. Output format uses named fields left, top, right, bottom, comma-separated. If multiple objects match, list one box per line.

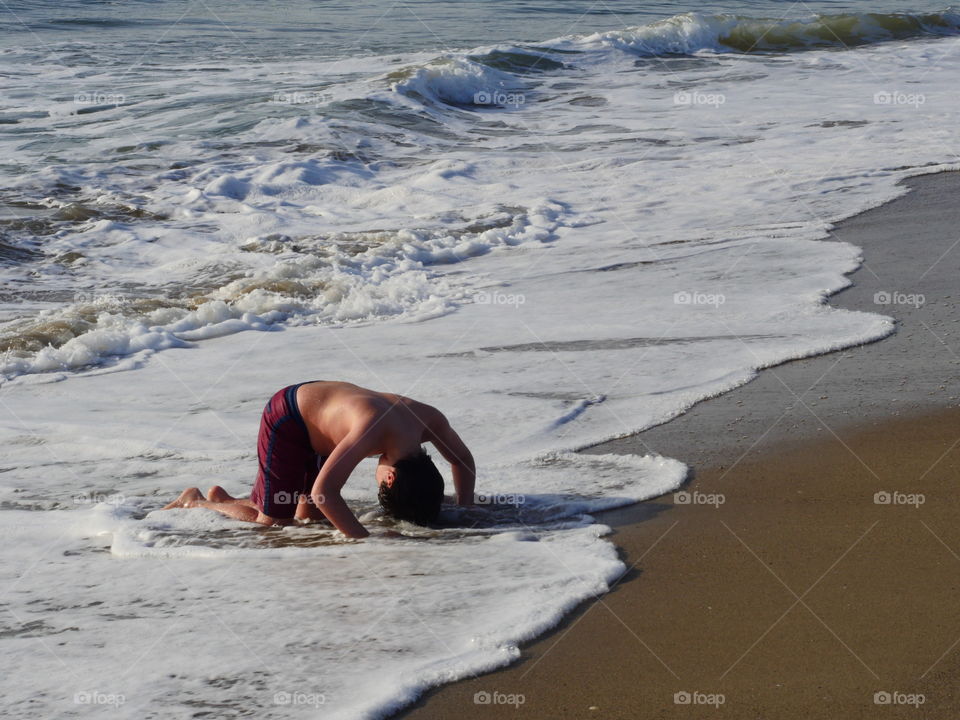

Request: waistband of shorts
left=282, top=381, right=321, bottom=435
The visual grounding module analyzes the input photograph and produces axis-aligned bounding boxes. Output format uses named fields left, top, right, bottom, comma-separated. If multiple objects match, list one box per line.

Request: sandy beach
left=399, top=172, right=960, bottom=719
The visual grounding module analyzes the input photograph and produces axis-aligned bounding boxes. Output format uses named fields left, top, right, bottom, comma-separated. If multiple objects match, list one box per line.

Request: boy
left=163, top=381, right=475, bottom=538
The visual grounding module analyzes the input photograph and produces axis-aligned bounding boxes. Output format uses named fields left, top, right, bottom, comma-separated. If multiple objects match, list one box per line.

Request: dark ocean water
left=2, top=0, right=956, bottom=60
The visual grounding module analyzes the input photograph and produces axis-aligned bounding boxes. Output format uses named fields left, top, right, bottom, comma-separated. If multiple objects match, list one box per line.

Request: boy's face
left=375, top=455, right=396, bottom=488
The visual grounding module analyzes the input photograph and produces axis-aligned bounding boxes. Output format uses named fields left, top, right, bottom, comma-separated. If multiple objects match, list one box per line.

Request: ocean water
left=1, top=1, right=959, bottom=717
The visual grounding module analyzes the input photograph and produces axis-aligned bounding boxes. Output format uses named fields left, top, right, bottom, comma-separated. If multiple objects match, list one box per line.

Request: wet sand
left=399, top=171, right=960, bottom=718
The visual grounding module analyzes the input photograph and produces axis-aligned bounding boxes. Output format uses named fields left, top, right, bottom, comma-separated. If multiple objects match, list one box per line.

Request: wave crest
left=571, top=9, right=960, bottom=56
left=389, top=57, right=527, bottom=107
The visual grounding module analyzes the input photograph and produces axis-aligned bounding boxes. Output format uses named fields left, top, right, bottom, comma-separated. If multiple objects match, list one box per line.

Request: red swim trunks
left=250, top=383, right=324, bottom=519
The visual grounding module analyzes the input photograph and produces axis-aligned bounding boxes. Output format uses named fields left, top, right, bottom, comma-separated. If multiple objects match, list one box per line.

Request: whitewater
left=2, top=3, right=959, bottom=717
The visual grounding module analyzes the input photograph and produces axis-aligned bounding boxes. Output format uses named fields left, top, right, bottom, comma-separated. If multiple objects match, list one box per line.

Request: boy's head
left=376, top=449, right=444, bottom=525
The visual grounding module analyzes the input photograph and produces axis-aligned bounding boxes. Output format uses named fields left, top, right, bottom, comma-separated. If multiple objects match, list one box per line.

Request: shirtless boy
left=163, top=381, right=475, bottom=538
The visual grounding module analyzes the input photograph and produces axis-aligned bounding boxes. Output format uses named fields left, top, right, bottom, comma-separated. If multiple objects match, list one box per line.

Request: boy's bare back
left=296, top=381, right=441, bottom=459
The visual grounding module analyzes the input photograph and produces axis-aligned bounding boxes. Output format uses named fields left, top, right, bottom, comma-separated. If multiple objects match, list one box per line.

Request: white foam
left=391, top=56, right=527, bottom=107
left=1, top=17, right=959, bottom=720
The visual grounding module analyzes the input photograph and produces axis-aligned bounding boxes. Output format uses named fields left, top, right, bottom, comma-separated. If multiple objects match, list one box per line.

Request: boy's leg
left=293, top=493, right=329, bottom=522
left=293, top=457, right=327, bottom=522
left=206, top=485, right=257, bottom=507
left=162, top=487, right=204, bottom=510
left=294, top=494, right=311, bottom=521
left=162, top=486, right=278, bottom=524
left=163, top=486, right=257, bottom=511
left=192, top=498, right=262, bottom=523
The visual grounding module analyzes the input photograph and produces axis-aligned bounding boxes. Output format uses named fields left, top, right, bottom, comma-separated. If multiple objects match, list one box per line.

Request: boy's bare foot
left=162, top=487, right=204, bottom=510
left=206, top=485, right=233, bottom=503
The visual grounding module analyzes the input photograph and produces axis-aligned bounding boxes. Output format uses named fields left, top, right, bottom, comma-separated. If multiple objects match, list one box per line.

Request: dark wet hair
left=378, top=449, right=444, bottom=525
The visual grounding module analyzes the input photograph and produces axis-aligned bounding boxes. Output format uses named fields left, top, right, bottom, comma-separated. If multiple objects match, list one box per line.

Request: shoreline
left=399, top=171, right=960, bottom=718
left=591, top=170, right=959, bottom=469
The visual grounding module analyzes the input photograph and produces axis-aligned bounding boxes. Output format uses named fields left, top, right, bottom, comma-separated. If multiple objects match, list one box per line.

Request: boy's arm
left=425, top=414, right=476, bottom=506
left=311, top=430, right=375, bottom=538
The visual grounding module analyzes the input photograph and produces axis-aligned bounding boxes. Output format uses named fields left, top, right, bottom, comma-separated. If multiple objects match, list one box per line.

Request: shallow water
left=1, top=1, right=958, bottom=718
